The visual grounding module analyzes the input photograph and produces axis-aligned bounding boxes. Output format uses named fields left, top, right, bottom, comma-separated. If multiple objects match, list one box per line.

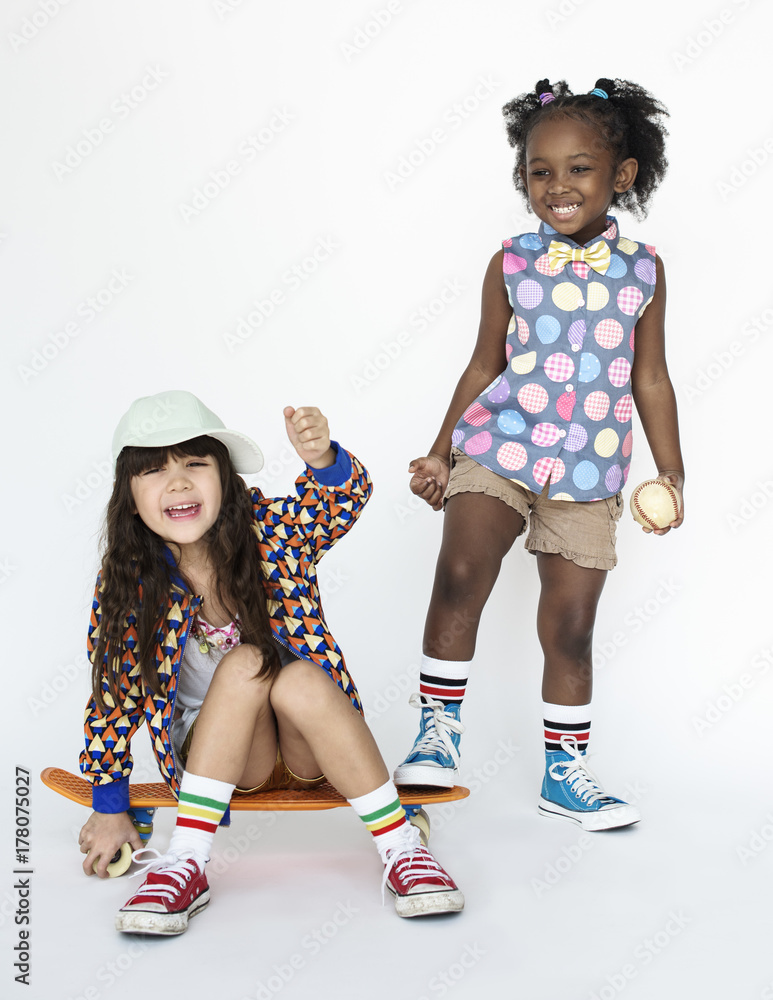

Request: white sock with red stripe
left=348, top=779, right=411, bottom=861
left=167, top=771, right=235, bottom=866
left=419, top=654, right=469, bottom=705
left=543, top=702, right=591, bottom=754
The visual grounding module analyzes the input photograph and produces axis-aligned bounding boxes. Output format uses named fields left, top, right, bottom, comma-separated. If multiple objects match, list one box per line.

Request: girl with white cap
left=78, top=390, right=462, bottom=934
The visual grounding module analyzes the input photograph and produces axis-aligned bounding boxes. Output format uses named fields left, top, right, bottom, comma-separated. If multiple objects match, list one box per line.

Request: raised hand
left=283, top=406, right=334, bottom=468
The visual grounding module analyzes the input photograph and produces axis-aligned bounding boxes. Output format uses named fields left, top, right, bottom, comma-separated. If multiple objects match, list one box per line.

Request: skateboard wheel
left=409, top=808, right=431, bottom=847
left=94, top=841, right=133, bottom=878
left=128, top=807, right=155, bottom=844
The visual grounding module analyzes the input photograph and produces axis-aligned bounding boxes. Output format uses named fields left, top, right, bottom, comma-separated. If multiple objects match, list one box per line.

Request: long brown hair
left=90, top=435, right=279, bottom=712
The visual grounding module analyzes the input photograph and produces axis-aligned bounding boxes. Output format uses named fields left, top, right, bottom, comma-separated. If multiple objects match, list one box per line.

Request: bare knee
left=434, top=546, right=500, bottom=606
left=270, top=659, right=334, bottom=719
left=540, top=604, right=597, bottom=661
left=436, top=495, right=523, bottom=595
left=215, top=644, right=273, bottom=691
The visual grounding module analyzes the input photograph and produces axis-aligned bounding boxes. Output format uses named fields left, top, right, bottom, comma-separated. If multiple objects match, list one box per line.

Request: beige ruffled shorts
left=445, top=447, right=623, bottom=571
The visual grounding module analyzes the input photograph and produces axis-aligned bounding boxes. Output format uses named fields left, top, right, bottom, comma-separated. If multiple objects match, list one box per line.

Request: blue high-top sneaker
left=393, top=694, right=465, bottom=788
left=539, top=736, right=640, bottom=831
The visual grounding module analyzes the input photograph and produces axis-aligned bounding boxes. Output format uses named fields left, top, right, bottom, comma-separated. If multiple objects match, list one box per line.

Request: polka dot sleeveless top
left=451, top=217, right=656, bottom=501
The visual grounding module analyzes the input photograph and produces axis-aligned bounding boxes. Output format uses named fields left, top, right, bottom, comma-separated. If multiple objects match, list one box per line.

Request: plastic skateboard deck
left=41, top=767, right=469, bottom=811
left=42, top=767, right=469, bottom=875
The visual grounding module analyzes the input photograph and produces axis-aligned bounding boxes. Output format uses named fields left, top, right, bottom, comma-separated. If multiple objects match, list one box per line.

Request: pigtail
left=502, top=78, right=573, bottom=202
left=590, top=77, right=615, bottom=99
left=502, top=78, right=573, bottom=149
left=536, top=79, right=556, bottom=106
left=584, top=77, right=669, bottom=217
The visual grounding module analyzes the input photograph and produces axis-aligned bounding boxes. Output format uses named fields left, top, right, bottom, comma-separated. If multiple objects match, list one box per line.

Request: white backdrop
left=2, top=1, right=772, bottom=998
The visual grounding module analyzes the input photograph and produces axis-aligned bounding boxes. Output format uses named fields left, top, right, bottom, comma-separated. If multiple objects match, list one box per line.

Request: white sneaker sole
left=538, top=797, right=640, bottom=832
left=115, top=891, right=210, bottom=935
left=393, top=763, right=458, bottom=788
left=388, top=885, right=465, bottom=917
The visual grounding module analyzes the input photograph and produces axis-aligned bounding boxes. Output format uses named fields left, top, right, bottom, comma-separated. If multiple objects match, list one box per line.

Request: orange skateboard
left=41, top=767, right=469, bottom=876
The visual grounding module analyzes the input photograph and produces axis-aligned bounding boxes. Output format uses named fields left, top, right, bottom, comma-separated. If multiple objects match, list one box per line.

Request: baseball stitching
left=632, top=480, right=679, bottom=530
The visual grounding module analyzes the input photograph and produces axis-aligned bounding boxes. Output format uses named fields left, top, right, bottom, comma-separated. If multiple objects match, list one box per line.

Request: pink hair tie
left=539, top=91, right=555, bottom=106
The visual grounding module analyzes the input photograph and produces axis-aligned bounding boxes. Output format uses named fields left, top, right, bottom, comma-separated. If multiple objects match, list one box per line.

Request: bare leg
left=536, top=553, right=608, bottom=705
left=423, top=493, right=524, bottom=660
left=185, top=644, right=279, bottom=788
left=269, top=659, right=389, bottom=799
left=115, top=646, right=284, bottom=935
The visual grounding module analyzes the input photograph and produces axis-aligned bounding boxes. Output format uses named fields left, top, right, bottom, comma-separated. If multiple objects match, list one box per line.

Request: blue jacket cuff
left=307, top=441, right=352, bottom=486
left=92, top=778, right=131, bottom=813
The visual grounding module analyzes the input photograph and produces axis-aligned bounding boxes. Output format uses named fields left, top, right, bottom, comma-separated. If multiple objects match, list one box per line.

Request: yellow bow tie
left=547, top=239, right=611, bottom=275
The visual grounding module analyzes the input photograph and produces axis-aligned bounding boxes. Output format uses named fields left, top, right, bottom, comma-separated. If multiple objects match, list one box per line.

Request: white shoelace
left=381, top=824, right=448, bottom=902
left=127, top=848, right=199, bottom=904
left=407, top=693, right=465, bottom=767
left=548, top=736, right=615, bottom=806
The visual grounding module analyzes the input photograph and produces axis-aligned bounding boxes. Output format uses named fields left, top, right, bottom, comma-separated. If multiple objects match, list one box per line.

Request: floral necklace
left=193, top=612, right=241, bottom=654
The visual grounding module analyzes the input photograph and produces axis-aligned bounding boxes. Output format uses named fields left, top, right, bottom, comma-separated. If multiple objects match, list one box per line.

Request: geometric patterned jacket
left=80, top=445, right=372, bottom=814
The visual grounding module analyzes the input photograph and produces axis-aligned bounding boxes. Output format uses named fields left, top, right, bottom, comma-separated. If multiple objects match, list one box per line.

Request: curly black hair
left=502, top=78, right=669, bottom=218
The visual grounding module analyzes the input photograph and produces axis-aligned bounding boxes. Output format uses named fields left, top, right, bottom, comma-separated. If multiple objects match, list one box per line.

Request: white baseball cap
left=112, top=390, right=264, bottom=474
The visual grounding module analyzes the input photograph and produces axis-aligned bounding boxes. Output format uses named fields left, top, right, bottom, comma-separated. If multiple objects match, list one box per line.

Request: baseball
left=630, top=479, right=682, bottom=530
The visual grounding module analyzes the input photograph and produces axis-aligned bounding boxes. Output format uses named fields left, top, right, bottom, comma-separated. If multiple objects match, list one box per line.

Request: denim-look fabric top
left=451, top=217, right=657, bottom=501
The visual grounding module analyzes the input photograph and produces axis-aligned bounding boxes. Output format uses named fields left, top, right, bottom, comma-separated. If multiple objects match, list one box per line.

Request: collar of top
left=538, top=215, right=619, bottom=251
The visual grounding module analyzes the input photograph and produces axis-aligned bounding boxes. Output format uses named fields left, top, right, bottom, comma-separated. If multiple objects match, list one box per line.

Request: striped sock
left=168, top=771, right=235, bottom=865
left=419, top=654, right=469, bottom=705
left=543, top=701, right=591, bottom=754
left=348, top=779, right=410, bottom=859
